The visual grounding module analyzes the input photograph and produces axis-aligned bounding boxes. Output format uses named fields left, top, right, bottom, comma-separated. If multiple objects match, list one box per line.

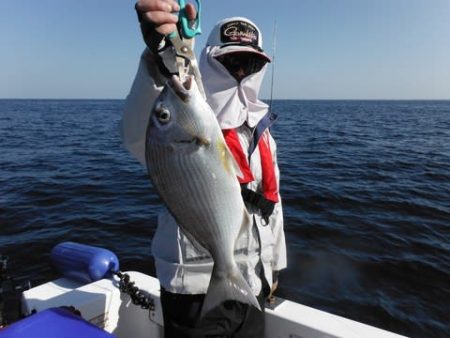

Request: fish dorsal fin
left=178, top=224, right=210, bottom=257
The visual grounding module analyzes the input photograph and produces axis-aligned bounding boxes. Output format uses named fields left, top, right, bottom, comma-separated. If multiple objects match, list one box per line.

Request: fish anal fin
left=236, top=209, right=252, bottom=247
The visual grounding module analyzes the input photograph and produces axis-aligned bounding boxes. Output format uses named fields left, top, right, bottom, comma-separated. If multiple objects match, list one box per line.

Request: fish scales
left=145, top=75, right=261, bottom=317
left=150, top=141, right=236, bottom=251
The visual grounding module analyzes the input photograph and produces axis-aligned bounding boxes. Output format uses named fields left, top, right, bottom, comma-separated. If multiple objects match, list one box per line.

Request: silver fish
left=145, top=75, right=260, bottom=317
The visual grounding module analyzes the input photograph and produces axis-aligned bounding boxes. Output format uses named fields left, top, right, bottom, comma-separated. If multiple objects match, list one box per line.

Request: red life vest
left=222, top=128, right=279, bottom=203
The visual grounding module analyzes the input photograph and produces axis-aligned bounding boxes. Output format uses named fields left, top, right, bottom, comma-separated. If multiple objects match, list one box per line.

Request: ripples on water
left=1, top=99, right=449, bottom=337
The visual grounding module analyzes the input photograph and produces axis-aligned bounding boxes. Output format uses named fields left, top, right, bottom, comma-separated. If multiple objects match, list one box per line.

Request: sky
left=1, top=0, right=449, bottom=100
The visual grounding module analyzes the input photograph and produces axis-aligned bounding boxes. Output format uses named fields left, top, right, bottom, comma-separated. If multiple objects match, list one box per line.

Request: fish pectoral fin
left=217, top=138, right=244, bottom=179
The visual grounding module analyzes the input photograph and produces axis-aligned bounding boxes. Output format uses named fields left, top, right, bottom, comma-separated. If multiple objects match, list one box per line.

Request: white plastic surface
left=22, top=271, right=163, bottom=338
left=22, top=272, right=408, bottom=338
left=266, top=298, right=408, bottom=338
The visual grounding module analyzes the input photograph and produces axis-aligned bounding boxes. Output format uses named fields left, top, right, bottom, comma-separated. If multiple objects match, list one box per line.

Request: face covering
left=199, top=45, right=269, bottom=129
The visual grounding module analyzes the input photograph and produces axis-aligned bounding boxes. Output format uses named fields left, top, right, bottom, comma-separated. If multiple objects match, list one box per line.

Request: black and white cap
left=206, top=17, right=271, bottom=62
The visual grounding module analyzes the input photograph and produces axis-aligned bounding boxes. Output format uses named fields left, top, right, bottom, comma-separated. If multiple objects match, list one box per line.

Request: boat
left=0, top=242, right=408, bottom=338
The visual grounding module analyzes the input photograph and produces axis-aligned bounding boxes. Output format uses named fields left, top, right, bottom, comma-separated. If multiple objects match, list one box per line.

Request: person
left=121, top=1, right=287, bottom=337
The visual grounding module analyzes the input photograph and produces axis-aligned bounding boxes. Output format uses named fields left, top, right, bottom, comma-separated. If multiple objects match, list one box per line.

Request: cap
left=206, top=17, right=271, bottom=62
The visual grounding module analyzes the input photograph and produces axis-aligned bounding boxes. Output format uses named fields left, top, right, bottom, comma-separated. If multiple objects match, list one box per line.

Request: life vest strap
left=248, top=111, right=278, bottom=157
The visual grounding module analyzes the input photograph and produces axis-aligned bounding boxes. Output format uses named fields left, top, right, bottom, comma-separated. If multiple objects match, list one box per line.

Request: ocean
left=0, top=99, right=449, bottom=337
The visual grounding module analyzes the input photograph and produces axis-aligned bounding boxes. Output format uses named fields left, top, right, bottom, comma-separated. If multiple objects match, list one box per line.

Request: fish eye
left=154, top=105, right=171, bottom=124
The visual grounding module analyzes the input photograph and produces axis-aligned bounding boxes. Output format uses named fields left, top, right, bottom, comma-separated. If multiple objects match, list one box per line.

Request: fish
left=145, top=75, right=261, bottom=317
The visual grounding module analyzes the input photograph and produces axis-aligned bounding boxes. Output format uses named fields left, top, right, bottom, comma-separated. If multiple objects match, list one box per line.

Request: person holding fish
left=121, top=0, right=287, bottom=337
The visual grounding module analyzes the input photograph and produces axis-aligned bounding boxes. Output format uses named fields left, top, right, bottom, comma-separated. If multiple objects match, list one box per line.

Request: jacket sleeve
left=270, top=134, right=288, bottom=272
left=120, top=49, right=168, bottom=166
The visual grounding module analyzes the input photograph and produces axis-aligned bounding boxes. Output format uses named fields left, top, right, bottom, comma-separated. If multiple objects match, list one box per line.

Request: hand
left=135, top=0, right=198, bottom=47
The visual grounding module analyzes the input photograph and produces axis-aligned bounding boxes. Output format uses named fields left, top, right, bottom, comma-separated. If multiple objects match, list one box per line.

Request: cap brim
left=213, top=45, right=271, bottom=63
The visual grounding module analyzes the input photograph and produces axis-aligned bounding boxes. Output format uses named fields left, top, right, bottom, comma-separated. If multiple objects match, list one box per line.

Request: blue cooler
left=0, top=308, right=116, bottom=338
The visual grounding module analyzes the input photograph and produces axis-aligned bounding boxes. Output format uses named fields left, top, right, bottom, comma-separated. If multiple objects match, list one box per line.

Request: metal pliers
left=168, top=0, right=206, bottom=98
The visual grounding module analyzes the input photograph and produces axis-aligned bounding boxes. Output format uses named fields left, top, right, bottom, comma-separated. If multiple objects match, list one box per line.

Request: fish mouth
left=168, top=75, right=193, bottom=102
left=167, top=75, right=209, bottom=146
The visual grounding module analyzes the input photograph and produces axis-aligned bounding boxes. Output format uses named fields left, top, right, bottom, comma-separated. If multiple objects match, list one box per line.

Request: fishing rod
left=268, top=19, right=277, bottom=114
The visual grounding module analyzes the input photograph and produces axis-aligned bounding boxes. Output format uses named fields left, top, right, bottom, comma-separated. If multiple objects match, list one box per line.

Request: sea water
left=1, top=99, right=449, bottom=337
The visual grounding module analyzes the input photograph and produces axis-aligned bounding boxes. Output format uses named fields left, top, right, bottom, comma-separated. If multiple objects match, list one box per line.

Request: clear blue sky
left=1, top=0, right=449, bottom=99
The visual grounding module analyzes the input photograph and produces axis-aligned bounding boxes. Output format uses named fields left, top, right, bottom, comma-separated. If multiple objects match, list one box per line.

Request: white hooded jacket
left=121, top=17, right=287, bottom=295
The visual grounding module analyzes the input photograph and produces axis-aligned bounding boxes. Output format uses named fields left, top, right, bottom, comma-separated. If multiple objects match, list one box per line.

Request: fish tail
left=200, top=264, right=261, bottom=318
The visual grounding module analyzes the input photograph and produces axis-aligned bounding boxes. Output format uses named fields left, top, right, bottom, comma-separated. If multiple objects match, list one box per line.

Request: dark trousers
left=160, top=286, right=268, bottom=338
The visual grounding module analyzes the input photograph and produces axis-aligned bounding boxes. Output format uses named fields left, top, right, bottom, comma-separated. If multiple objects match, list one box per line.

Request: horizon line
left=1, top=97, right=450, bottom=101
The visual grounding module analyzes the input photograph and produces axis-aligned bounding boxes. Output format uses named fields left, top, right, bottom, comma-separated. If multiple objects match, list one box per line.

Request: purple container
left=0, top=307, right=116, bottom=338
